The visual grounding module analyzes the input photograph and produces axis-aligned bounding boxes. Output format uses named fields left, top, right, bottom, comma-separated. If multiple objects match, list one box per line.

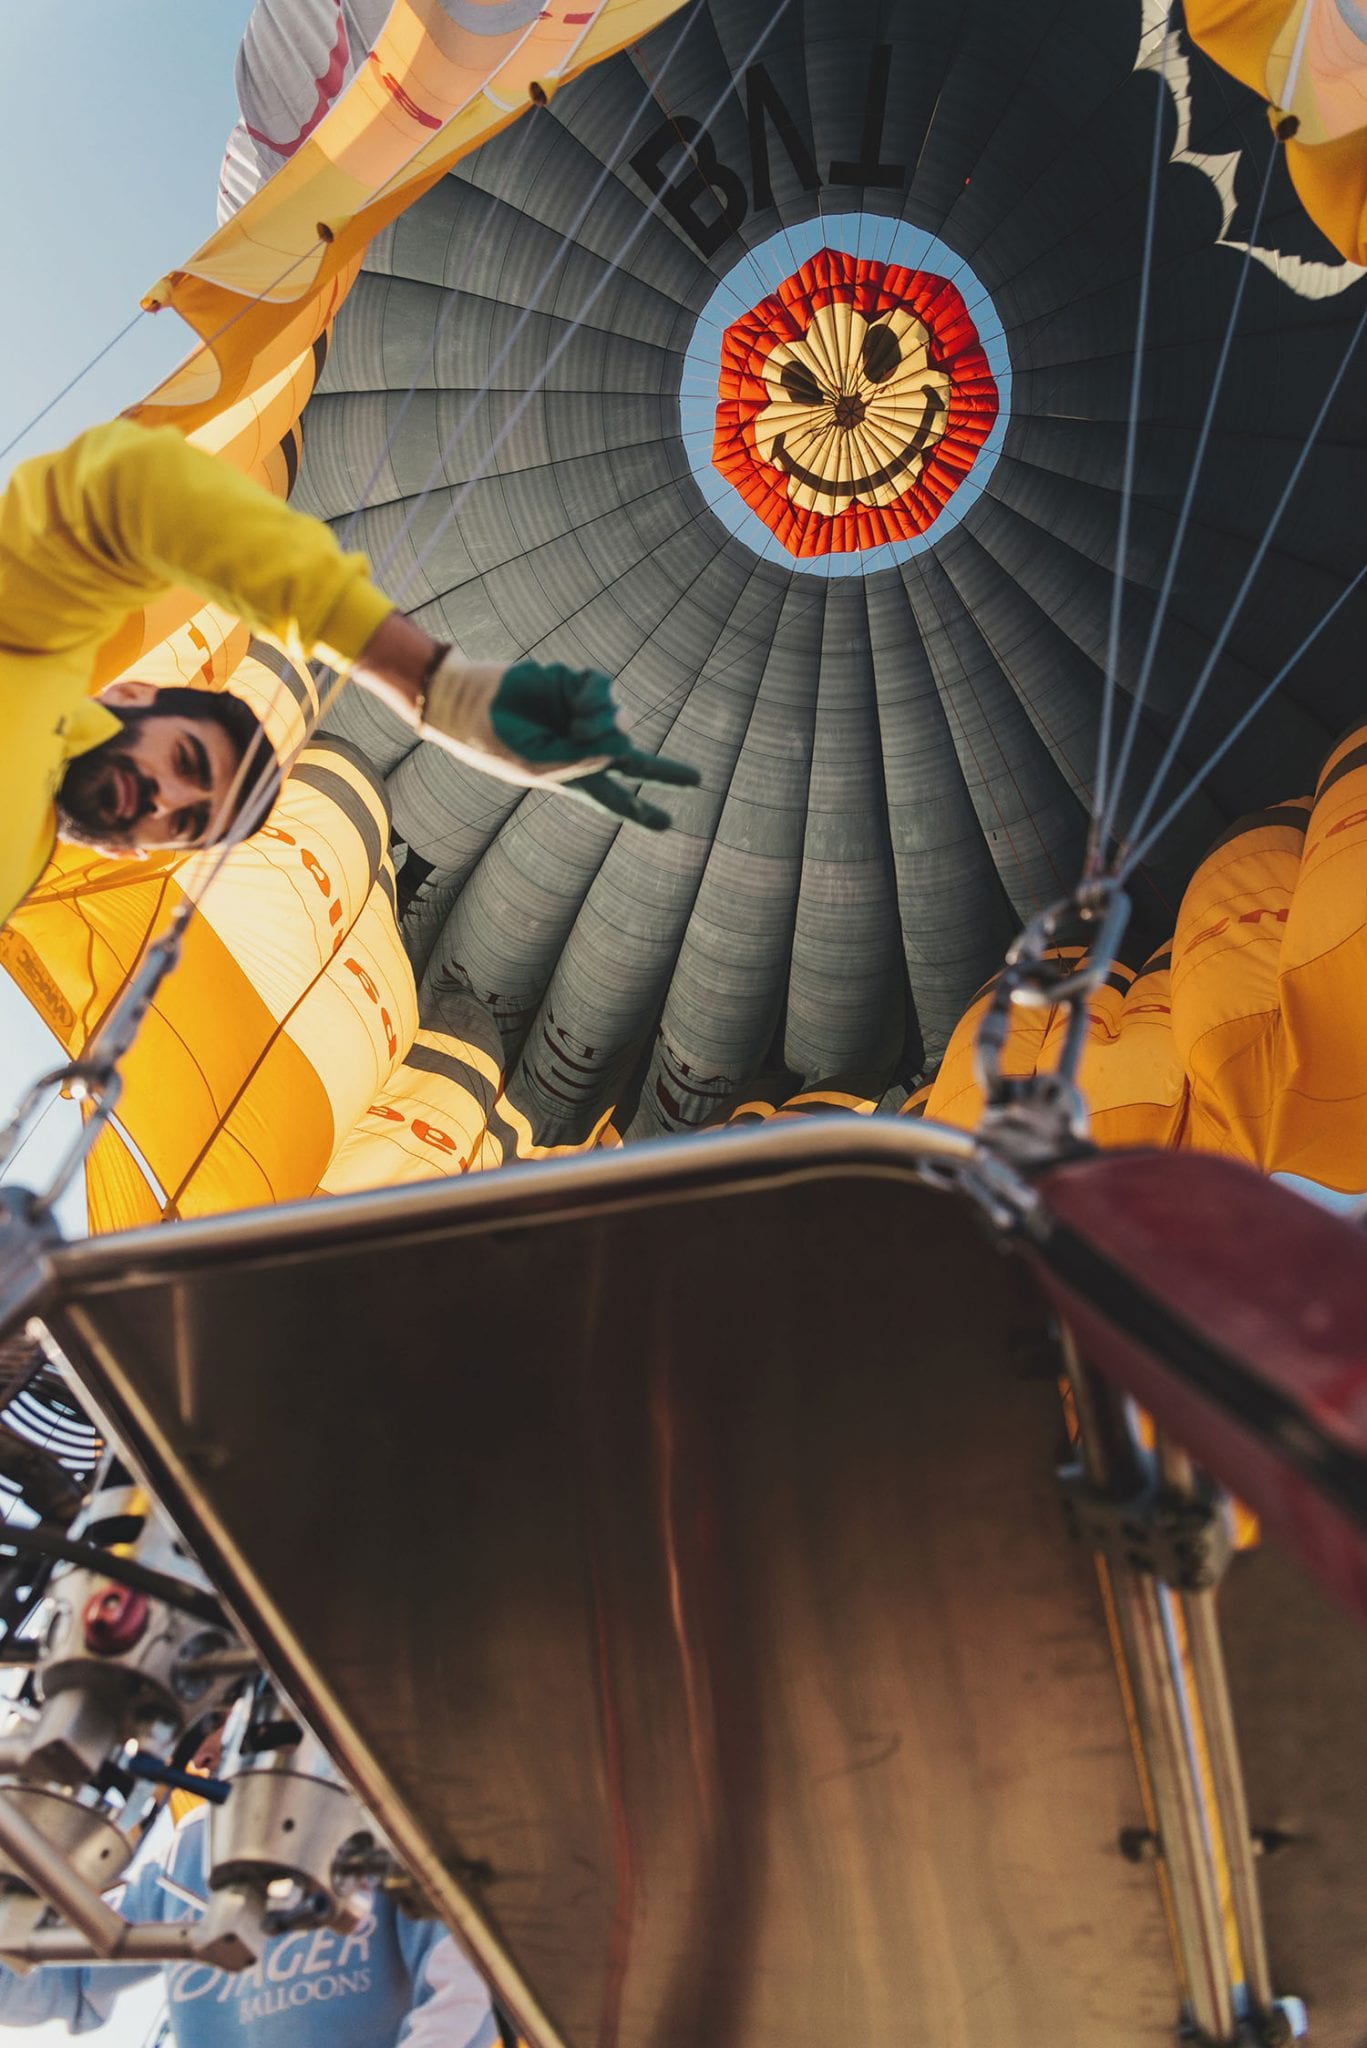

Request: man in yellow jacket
left=0, top=420, right=697, bottom=929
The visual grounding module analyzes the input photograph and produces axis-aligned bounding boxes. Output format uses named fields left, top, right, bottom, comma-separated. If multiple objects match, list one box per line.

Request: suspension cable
left=379, top=0, right=796, bottom=616
left=0, top=3, right=790, bottom=1217
left=1093, top=139, right=1281, bottom=865
left=1086, top=16, right=1170, bottom=874
left=1119, top=560, right=1367, bottom=880
left=1115, top=295, right=1366, bottom=869
left=1093, top=0, right=1334, bottom=873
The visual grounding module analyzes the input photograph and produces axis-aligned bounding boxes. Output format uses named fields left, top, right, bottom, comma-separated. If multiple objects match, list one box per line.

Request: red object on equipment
left=82, top=1583, right=149, bottom=1656
left=1028, top=1150, right=1367, bottom=1624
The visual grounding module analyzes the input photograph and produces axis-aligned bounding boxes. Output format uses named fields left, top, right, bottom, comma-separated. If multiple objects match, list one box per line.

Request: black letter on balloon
left=829, top=45, right=906, bottom=190
left=745, top=64, right=820, bottom=212
left=630, top=116, right=748, bottom=258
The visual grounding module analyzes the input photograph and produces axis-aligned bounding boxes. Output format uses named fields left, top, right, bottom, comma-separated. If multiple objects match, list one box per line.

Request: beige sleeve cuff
left=421, top=652, right=610, bottom=786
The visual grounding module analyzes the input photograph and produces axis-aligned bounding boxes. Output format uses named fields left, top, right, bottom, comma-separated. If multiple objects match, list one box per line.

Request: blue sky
left=1, top=2, right=258, bottom=1244
left=1, top=4, right=259, bottom=472
left=1, top=9, right=255, bottom=2027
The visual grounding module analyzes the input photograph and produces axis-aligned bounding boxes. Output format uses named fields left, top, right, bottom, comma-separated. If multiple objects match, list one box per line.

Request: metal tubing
left=0, top=1801, right=124, bottom=1957
left=1181, top=1592, right=1274, bottom=2013
left=1111, top=1567, right=1236, bottom=2044
left=175, top=1649, right=260, bottom=1679
left=5, top=1920, right=204, bottom=1966
left=1060, top=1328, right=1237, bottom=2044
left=1158, top=1439, right=1275, bottom=2016
left=46, top=1113, right=982, bottom=1300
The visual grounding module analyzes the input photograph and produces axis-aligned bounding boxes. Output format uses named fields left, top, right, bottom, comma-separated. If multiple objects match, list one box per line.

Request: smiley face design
left=753, top=301, right=953, bottom=514
left=714, top=249, right=1000, bottom=557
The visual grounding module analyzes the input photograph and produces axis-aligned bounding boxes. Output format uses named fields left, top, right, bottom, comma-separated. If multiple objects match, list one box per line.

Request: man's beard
left=55, top=735, right=156, bottom=851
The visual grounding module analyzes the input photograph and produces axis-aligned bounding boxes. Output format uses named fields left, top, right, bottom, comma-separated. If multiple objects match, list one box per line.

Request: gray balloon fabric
left=278, top=0, right=1367, bottom=1144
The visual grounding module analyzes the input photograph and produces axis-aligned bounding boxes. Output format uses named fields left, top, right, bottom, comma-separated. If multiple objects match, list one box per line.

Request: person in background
left=0, top=1793, right=497, bottom=2047
left=0, top=419, right=699, bottom=927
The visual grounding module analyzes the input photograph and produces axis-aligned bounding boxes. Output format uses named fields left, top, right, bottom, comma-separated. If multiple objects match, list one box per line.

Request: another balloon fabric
left=920, top=715, right=1367, bottom=1196
left=1185, top=0, right=1367, bottom=264
left=293, top=0, right=1366, bottom=1150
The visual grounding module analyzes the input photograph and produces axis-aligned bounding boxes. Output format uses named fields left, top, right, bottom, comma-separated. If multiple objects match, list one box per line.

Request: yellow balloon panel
left=320, top=1027, right=510, bottom=1194
left=1260, top=735, right=1367, bottom=1181
left=922, top=724, right=1367, bottom=1190
left=134, top=0, right=690, bottom=434
left=2, top=739, right=416, bottom=1221
left=84, top=1121, right=165, bottom=1237
left=1185, top=0, right=1367, bottom=262
left=1167, top=804, right=1306, bottom=1165
left=319, top=1018, right=620, bottom=1197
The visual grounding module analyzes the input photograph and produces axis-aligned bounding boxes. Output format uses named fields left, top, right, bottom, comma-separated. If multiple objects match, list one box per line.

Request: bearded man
left=0, top=420, right=697, bottom=926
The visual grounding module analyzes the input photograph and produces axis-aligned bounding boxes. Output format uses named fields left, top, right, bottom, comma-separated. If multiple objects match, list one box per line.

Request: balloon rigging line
left=1279, top=0, right=1323, bottom=134
left=1115, top=291, right=1367, bottom=870
left=377, top=0, right=796, bottom=619
left=2, top=218, right=340, bottom=471
left=1120, top=560, right=1367, bottom=881
left=135, top=4, right=719, bottom=944
left=1093, top=0, right=1326, bottom=873
left=1093, top=86, right=1285, bottom=863
left=0, top=312, right=146, bottom=468
left=1087, top=19, right=1170, bottom=875
left=335, top=100, right=553, bottom=554
left=364, top=0, right=709, bottom=591
left=100, top=0, right=778, bottom=988
left=0, top=9, right=742, bottom=1199
left=0, top=1092, right=62, bottom=1191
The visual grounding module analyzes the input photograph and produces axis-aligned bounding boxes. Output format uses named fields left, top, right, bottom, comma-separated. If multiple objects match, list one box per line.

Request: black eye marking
left=861, top=324, right=901, bottom=384
left=781, top=358, right=823, bottom=407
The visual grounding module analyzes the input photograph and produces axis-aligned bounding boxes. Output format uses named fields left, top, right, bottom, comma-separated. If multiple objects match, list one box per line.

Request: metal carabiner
left=973, top=879, right=1131, bottom=1110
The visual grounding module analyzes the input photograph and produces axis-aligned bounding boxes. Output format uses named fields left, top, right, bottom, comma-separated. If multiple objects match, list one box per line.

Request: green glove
left=419, top=653, right=699, bottom=831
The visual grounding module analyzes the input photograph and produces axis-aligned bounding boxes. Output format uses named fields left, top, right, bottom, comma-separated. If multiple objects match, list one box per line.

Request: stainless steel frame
left=0, top=1119, right=1354, bottom=2045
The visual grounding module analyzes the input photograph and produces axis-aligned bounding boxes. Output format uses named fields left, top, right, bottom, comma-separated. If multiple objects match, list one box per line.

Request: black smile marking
left=771, top=388, right=945, bottom=496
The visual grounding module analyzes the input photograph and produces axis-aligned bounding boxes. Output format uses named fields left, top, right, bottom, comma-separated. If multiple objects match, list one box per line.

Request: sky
left=0, top=5, right=259, bottom=2037
left=0, top=2, right=259, bottom=1239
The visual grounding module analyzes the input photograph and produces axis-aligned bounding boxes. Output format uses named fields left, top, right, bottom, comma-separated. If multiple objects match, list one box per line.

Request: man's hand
left=482, top=661, right=700, bottom=829
left=351, top=614, right=699, bottom=831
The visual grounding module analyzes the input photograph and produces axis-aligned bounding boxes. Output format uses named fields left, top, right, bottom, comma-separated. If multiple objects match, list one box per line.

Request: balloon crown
left=713, top=248, right=1000, bottom=558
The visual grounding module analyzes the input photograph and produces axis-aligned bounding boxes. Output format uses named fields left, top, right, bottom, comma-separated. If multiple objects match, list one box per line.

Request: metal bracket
left=1178, top=1996, right=1307, bottom=2046
left=971, top=881, right=1131, bottom=1179
left=1058, top=1463, right=1234, bottom=1592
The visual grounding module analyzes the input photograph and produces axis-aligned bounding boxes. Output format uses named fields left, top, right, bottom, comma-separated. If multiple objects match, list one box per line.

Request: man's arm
left=0, top=1957, right=130, bottom=2033
left=353, top=613, right=701, bottom=832
left=0, top=1853, right=166, bottom=2033
left=394, top=1923, right=501, bottom=2048
left=0, top=420, right=391, bottom=673
left=1, top=421, right=699, bottom=830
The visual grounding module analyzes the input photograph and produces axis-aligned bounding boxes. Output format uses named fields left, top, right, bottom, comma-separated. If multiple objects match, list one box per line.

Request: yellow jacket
left=0, top=421, right=394, bottom=926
